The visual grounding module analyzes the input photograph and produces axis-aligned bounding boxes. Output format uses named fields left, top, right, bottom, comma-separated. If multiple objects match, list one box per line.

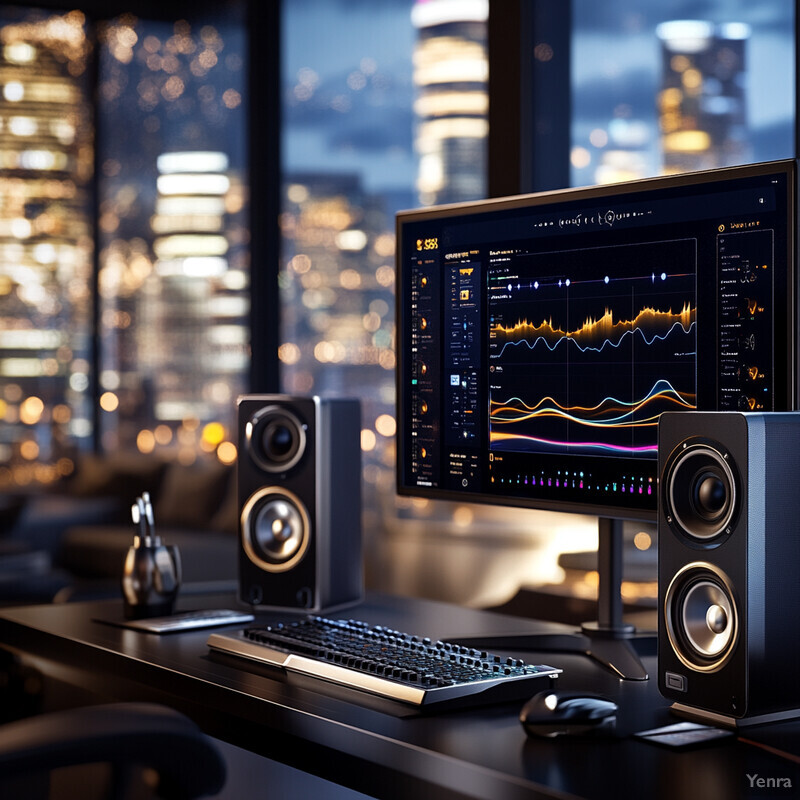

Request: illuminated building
left=0, top=10, right=92, bottom=487
left=657, top=20, right=750, bottom=174
left=134, top=150, right=247, bottom=437
left=412, top=0, right=488, bottom=205
left=95, top=16, right=248, bottom=460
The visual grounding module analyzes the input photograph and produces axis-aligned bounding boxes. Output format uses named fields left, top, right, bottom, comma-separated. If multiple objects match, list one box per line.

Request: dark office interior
left=0, top=1, right=799, bottom=798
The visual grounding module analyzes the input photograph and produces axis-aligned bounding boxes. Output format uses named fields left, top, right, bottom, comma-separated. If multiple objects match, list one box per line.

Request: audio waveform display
left=490, top=304, right=695, bottom=357
left=488, top=239, right=697, bottom=459
left=488, top=432, right=658, bottom=455
left=490, top=380, right=695, bottom=454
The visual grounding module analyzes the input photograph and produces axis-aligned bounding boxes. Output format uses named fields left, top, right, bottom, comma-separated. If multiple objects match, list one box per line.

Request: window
left=0, top=3, right=250, bottom=491
left=96, top=11, right=248, bottom=462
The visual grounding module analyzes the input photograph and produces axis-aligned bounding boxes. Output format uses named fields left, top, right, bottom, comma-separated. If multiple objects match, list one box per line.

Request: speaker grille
left=664, top=562, right=738, bottom=672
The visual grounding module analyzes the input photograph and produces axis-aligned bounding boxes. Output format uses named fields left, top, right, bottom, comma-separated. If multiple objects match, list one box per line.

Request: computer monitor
left=395, top=159, right=797, bottom=678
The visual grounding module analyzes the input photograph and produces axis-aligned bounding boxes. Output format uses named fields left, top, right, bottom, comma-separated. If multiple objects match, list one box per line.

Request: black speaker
left=658, top=411, right=800, bottom=727
left=237, top=395, right=362, bottom=612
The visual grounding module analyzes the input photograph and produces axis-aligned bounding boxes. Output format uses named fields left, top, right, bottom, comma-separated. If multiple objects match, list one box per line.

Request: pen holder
left=122, top=493, right=182, bottom=620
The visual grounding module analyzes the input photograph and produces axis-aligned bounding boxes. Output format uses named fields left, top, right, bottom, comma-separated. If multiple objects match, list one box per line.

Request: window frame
left=487, top=0, right=571, bottom=195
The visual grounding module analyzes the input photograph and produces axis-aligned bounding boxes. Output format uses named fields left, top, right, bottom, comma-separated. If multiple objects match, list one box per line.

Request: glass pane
left=96, top=10, right=248, bottom=464
left=570, top=1, right=794, bottom=186
left=0, top=7, right=93, bottom=490
left=0, top=5, right=249, bottom=493
left=280, top=0, right=488, bottom=535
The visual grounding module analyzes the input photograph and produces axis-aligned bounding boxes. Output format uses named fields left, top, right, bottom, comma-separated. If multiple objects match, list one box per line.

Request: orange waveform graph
left=490, top=303, right=695, bottom=355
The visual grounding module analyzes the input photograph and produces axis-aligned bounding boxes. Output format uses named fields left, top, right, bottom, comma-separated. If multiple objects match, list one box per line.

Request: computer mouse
left=519, top=689, right=618, bottom=738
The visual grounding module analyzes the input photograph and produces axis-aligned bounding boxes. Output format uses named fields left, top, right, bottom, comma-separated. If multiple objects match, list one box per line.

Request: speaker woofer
left=241, top=487, right=310, bottom=573
left=665, top=563, right=738, bottom=672
left=665, top=442, right=737, bottom=541
left=246, top=406, right=306, bottom=473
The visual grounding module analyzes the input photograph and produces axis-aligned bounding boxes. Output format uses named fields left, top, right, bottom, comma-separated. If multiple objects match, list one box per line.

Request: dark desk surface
left=1, top=592, right=799, bottom=800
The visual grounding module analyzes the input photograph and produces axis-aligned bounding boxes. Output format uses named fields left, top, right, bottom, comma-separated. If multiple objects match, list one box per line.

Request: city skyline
left=0, top=0, right=794, bottom=493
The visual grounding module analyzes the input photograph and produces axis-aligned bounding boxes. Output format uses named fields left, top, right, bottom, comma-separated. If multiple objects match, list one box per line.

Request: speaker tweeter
left=246, top=405, right=306, bottom=473
left=663, top=441, right=738, bottom=542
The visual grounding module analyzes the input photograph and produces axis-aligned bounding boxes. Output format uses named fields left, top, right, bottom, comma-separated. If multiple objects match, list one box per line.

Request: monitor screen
left=396, top=160, right=797, bottom=522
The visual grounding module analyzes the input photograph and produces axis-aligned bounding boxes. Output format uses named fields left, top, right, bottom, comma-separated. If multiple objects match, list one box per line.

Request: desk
left=1, top=593, right=798, bottom=800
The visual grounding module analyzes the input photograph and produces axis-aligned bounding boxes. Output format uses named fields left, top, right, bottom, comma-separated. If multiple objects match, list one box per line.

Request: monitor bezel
left=395, top=159, right=798, bottom=523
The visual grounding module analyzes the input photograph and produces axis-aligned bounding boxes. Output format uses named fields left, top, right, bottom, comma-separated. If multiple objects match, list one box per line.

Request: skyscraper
left=412, top=0, right=488, bottom=206
left=0, top=10, right=92, bottom=488
left=657, top=20, right=750, bottom=174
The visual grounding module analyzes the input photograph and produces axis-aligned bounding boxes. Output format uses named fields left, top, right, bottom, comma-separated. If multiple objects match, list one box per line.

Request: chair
left=0, top=702, right=226, bottom=799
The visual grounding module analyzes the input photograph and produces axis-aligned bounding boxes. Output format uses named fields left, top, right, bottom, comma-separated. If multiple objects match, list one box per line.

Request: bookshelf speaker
left=237, top=395, right=362, bottom=611
left=658, top=411, right=800, bottom=727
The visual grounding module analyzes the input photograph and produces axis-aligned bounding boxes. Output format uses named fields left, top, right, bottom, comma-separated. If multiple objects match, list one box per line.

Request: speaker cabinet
left=658, top=411, right=800, bottom=726
left=238, top=395, right=362, bottom=612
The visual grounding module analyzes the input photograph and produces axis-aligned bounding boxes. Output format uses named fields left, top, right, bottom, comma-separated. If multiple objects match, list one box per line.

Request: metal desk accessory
left=122, top=492, right=181, bottom=619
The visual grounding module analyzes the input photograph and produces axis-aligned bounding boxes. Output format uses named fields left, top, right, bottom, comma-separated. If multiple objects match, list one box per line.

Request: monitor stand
left=445, top=517, right=649, bottom=681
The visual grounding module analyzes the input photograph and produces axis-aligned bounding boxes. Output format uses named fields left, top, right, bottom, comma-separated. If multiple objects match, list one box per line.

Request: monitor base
left=445, top=624, right=649, bottom=681
left=446, top=517, right=651, bottom=681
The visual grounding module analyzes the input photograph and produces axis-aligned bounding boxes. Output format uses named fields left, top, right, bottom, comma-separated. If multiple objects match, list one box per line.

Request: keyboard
left=207, top=615, right=561, bottom=707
